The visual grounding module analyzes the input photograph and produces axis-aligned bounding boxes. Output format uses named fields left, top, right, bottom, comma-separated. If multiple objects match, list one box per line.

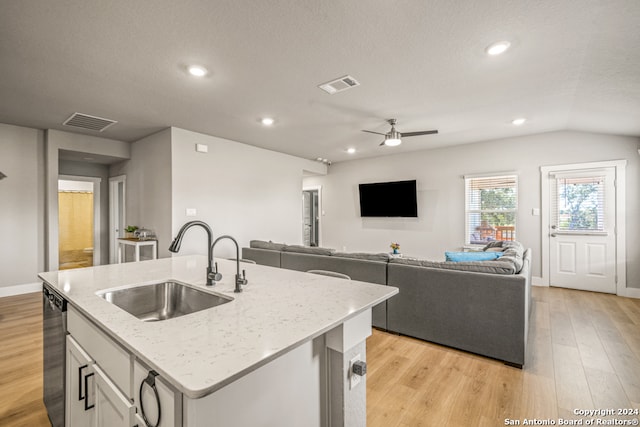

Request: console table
left=117, top=238, right=157, bottom=263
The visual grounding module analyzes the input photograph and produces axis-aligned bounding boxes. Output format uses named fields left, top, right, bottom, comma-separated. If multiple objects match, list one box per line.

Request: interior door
left=549, top=167, right=616, bottom=293
left=302, top=189, right=319, bottom=247
left=109, top=176, right=126, bottom=264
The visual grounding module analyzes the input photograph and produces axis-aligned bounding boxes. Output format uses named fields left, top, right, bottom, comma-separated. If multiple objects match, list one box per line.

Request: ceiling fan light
left=384, top=138, right=401, bottom=147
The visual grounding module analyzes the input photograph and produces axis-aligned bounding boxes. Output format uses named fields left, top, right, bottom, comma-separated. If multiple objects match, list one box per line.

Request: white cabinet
left=66, top=306, right=181, bottom=427
left=66, top=336, right=95, bottom=427
left=94, top=365, right=136, bottom=427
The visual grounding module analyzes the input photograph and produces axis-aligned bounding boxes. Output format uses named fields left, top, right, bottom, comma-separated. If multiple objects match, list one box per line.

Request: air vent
left=318, top=75, right=360, bottom=94
left=63, top=113, right=117, bottom=132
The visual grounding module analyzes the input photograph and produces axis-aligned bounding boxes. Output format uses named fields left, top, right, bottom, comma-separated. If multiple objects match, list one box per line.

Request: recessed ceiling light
left=261, top=117, right=275, bottom=126
left=347, top=148, right=356, bottom=154
left=188, top=65, right=208, bottom=77
left=512, top=117, right=526, bottom=126
left=486, top=41, right=511, bottom=56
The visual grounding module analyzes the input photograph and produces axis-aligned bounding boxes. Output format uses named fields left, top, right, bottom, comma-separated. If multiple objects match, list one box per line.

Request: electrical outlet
left=186, top=208, right=197, bottom=217
left=349, top=354, right=363, bottom=390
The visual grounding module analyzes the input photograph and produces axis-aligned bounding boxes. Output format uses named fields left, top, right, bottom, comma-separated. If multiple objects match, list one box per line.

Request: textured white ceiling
left=0, top=0, right=638, bottom=163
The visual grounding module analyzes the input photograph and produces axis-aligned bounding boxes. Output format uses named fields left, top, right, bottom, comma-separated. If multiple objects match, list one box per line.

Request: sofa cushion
left=481, top=241, right=525, bottom=273
left=389, top=257, right=517, bottom=274
left=282, top=245, right=336, bottom=256
left=445, top=251, right=503, bottom=262
left=332, top=252, right=390, bottom=262
left=249, top=240, right=286, bottom=251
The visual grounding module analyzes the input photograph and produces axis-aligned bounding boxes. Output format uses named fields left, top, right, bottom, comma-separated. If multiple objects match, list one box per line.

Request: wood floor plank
left=552, top=343, right=594, bottom=415
left=584, top=367, right=632, bottom=410
left=0, top=292, right=50, bottom=427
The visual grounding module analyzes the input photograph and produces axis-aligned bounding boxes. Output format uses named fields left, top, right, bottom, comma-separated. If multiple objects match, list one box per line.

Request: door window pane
left=555, top=176, right=605, bottom=231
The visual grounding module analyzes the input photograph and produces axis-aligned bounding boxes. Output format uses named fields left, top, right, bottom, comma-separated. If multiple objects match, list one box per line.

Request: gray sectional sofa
left=242, top=240, right=532, bottom=367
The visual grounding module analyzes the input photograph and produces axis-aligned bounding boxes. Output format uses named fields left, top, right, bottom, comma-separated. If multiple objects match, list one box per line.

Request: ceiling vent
left=63, top=112, right=117, bottom=132
left=318, top=75, right=360, bottom=94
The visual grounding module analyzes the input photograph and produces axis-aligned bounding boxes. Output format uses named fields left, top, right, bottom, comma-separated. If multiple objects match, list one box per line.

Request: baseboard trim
left=532, top=276, right=547, bottom=287
left=620, top=286, right=640, bottom=299
left=0, top=282, right=42, bottom=298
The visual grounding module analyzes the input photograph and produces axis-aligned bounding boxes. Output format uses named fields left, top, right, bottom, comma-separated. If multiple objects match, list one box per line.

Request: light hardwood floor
left=0, top=292, right=51, bottom=426
left=1, top=287, right=639, bottom=426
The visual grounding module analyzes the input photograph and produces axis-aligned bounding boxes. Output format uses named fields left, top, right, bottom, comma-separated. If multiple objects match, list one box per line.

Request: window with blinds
left=552, top=175, right=605, bottom=232
left=465, top=174, right=518, bottom=245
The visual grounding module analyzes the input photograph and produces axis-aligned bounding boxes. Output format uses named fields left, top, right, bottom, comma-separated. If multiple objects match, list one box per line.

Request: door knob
left=551, top=225, right=557, bottom=229
left=551, top=233, right=557, bottom=237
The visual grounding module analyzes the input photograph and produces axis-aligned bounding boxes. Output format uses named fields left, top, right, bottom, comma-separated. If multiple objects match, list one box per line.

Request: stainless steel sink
left=98, top=281, right=232, bottom=321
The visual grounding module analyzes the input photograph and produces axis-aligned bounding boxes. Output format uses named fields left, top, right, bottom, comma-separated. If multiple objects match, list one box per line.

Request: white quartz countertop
left=38, top=256, right=397, bottom=398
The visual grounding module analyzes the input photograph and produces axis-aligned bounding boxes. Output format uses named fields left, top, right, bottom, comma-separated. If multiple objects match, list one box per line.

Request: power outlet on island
left=349, top=354, right=362, bottom=390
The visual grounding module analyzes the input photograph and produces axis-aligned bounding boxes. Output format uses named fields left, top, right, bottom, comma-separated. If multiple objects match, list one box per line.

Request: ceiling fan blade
left=401, top=130, right=439, bottom=137
left=362, top=130, right=387, bottom=136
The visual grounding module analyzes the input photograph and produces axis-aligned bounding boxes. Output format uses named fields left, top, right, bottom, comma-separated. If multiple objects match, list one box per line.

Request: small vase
left=393, top=248, right=398, bottom=254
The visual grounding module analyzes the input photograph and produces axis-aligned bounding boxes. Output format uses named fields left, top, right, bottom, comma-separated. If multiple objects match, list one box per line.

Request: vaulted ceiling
left=1, top=0, right=638, bottom=162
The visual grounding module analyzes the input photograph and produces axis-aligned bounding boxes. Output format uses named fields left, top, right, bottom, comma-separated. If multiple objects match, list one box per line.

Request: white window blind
left=552, top=174, right=605, bottom=232
left=465, top=175, right=518, bottom=245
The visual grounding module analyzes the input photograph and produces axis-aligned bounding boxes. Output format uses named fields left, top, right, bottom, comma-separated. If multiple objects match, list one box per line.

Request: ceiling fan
left=362, top=119, right=438, bottom=146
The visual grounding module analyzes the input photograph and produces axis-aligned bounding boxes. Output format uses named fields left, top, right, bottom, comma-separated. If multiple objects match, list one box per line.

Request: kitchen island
left=39, top=255, right=398, bottom=427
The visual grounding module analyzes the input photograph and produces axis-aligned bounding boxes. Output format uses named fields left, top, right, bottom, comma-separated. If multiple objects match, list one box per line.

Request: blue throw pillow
left=445, top=251, right=503, bottom=262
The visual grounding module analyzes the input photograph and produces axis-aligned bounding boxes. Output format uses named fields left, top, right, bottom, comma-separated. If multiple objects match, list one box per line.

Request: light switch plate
left=532, top=208, right=540, bottom=216
left=195, top=144, right=208, bottom=153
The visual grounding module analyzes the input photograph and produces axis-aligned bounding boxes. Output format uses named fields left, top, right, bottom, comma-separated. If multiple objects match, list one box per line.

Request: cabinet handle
left=78, top=365, right=88, bottom=401
left=139, top=370, right=161, bottom=427
left=84, top=372, right=95, bottom=411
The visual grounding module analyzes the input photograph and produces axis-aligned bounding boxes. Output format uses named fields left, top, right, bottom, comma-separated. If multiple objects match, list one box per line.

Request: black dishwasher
left=43, top=283, right=67, bottom=427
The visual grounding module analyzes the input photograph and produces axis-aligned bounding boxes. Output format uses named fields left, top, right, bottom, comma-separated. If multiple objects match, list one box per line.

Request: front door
left=549, top=167, right=616, bottom=293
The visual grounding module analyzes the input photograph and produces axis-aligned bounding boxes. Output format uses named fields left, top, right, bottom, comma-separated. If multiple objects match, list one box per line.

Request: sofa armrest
left=387, top=264, right=527, bottom=366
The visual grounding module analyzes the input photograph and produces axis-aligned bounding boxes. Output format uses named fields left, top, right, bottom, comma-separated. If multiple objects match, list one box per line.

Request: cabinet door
left=94, top=365, right=136, bottom=427
left=66, top=336, right=95, bottom=427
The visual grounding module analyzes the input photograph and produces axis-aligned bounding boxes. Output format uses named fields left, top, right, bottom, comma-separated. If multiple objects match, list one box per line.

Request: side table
left=117, top=238, right=158, bottom=263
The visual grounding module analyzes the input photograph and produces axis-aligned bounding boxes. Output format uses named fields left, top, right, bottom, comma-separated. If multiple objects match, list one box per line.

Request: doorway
left=302, top=187, right=321, bottom=247
left=541, top=160, right=626, bottom=295
left=58, top=176, right=101, bottom=270
left=109, top=175, right=126, bottom=264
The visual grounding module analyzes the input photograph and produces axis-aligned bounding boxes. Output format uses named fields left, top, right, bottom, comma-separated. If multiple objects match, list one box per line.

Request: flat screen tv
left=359, top=180, right=418, bottom=217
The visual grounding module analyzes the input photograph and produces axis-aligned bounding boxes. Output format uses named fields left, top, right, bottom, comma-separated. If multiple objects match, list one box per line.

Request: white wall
left=110, top=128, right=173, bottom=258
left=304, top=130, right=640, bottom=288
left=0, top=123, right=45, bottom=289
left=170, top=127, right=325, bottom=258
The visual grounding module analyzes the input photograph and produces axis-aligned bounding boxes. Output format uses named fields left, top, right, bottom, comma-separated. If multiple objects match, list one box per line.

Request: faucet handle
left=236, top=270, right=248, bottom=287
left=209, top=263, right=222, bottom=282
